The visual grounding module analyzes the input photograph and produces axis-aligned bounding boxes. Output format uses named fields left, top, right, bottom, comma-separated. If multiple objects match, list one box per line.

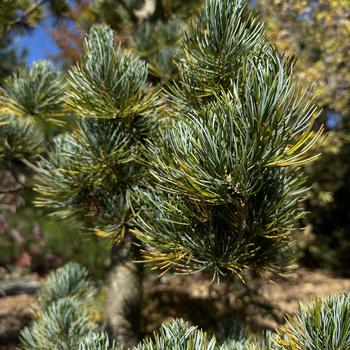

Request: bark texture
left=104, top=236, right=143, bottom=349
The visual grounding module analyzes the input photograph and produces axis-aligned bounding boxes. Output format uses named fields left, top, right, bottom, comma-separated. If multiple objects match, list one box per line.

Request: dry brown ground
left=1, top=268, right=350, bottom=349
left=0, top=294, right=35, bottom=350
left=142, top=268, right=350, bottom=333
left=262, top=268, right=350, bottom=313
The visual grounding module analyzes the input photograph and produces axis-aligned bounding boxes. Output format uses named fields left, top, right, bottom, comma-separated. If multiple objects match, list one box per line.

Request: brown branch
left=9, top=0, right=49, bottom=27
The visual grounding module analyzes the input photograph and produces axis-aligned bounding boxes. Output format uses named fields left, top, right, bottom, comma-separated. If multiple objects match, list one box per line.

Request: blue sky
left=17, top=17, right=61, bottom=65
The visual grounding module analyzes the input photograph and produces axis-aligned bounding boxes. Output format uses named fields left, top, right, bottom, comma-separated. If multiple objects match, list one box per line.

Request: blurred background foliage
left=258, top=0, right=350, bottom=118
left=255, top=0, right=350, bottom=275
left=50, top=0, right=203, bottom=78
left=0, top=0, right=350, bottom=280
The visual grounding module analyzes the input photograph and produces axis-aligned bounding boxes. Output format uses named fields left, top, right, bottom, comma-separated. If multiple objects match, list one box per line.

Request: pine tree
left=9, top=0, right=325, bottom=348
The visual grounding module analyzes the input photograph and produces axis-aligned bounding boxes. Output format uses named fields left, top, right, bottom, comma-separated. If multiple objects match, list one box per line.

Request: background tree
left=0, top=0, right=70, bottom=79
left=50, top=0, right=202, bottom=79
left=256, top=0, right=350, bottom=274
left=257, top=0, right=350, bottom=120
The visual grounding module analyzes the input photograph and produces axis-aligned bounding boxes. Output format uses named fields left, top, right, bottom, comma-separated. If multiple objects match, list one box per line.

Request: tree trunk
left=104, top=236, right=143, bottom=349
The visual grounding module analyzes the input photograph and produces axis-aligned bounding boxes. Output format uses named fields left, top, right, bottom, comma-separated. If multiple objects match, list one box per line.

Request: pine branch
left=134, top=319, right=217, bottom=350
left=66, top=24, right=156, bottom=121
left=276, top=294, right=350, bottom=350
left=0, top=117, right=44, bottom=167
left=0, top=61, right=66, bottom=126
left=38, top=262, right=95, bottom=308
left=34, top=25, right=158, bottom=242
left=18, top=263, right=98, bottom=350
left=78, top=333, right=117, bottom=350
left=134, top=0, right=322, bottom=278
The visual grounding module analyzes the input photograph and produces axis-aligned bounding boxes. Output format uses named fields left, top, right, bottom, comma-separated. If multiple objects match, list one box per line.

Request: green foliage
left=20, top=297, right=98, bottom=350
left=19, top=263, right=98, bottom=350
left=0, top=117, right=43, bottom=166
left=219, top=332, right=276, bottom=350
left=135, top=319, right=217, bottom=350
left=132, top=18, right=185, bottom=78
left=136, top=320, right=276, bottom=350
left=172, top=0, right=264, bottom=98
left=276, top=294, right=350, bottom=350
left=134, top=0, right=321, bottom=277
left=38, top=262, right=95, bottom=307
left=78, top=332, right=117, bottom=350
left=35, top=124, right=139, bottom=228
left=67, top=24, right=155, bottom=120
left=34, top=25, right=158, bottom=242
left=0, top=60, right=66, bottom=125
